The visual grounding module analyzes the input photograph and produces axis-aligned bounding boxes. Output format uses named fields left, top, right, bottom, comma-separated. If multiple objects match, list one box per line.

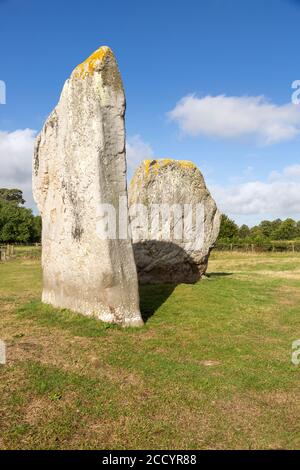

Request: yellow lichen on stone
left=143, top=159, right=196, bottom=177
left=178, top=160, right=197, bottom=169
left=74, top=46, right=112, bottom=79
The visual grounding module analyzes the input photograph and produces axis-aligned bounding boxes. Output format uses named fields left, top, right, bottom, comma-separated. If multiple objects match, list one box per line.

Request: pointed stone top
left=74, top=46, right=113, bottom=79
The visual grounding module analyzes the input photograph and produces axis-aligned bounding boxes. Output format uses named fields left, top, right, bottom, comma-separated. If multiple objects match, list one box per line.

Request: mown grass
left=0, top=251, right=300, bottom=449
left=14, top=245, right=41, bottom=259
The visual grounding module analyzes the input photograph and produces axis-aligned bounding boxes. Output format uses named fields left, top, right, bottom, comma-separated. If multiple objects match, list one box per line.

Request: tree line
left=0, top=188, right=41, bottom=244
left=218, top=214, right=300, bottom=244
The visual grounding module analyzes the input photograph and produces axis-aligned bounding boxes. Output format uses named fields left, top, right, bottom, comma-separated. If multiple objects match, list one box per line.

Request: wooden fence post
left=0, top=248, right=6, bottom=261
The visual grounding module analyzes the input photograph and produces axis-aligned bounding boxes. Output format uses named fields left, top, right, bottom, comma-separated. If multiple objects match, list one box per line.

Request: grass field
left=0, top=251, right=300, bottom=449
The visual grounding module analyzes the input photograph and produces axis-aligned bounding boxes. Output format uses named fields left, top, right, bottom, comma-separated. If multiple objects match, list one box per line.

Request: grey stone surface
left=33, top=46, right=143, bottom=327
left=128, top=159, right=221, bottom=284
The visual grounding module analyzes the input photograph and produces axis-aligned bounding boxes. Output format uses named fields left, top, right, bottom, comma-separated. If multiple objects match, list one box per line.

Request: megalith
left=33, top=46, right=143, bottom=327
left=128, top=159, right=221, bottom=284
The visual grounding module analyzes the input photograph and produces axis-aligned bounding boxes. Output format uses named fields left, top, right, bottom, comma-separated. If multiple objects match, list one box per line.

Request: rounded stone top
left=131, top=158, right=202, bottom=183
left=129, top=159, right=207, bottom=203
left=73, top=46, right=114, bottom=79
left=141, top=159, right=197, bottom=177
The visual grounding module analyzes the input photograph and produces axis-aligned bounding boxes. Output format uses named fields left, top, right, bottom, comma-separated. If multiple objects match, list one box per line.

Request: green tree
left=273, top=218, right=297, bottom=240
left=0, top=198, right=34, bottom=243
left=239, top=224, right=250, bottom=239
left=296, top=221, right=300, bottom=238
left=258, top=220, right=274, bottom=238
left=250, top=225, right=263, bottom=239
left=31, top=215, right=42, bottom=243
left=218, top=214, right=239, bottom=241
left=0, top=188, right=42, bottom=244
left=0, top=188, right=25, bottom=205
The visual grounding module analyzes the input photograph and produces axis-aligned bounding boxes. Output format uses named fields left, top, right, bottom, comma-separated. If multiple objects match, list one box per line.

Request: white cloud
left=168, top=94, right=300, bottom=145
left=126, top=134, right=154, bottom=172
left=211, top=164, right=300, bottom=222
left=283, top=164, right=300, bottom=179
left=0, top=128, right=36, bottom=208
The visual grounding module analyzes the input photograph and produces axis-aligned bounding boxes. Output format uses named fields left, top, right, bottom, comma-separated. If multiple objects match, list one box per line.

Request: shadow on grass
left=138, top=273, right=234, bottom=323
left=16, top=292, right=174, bottom=332
left=16, top=273, right=232, bottom=330
left=139, top=283, right=177, bottom=323
left=206, top=272, right=233, bottom=278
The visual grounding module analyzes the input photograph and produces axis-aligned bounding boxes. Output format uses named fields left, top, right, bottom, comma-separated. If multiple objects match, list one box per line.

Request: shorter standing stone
left=128, top=159, right=221, bottom=284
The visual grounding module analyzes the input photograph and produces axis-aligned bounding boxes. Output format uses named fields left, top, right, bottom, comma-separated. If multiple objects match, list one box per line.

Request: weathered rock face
left=33, top=46, right=143, bottom=327
left=128, top=159, right=221, bottom=284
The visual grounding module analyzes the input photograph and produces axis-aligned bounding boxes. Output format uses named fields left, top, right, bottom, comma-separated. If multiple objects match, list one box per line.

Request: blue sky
left=0, top=0, right=300, bottom=225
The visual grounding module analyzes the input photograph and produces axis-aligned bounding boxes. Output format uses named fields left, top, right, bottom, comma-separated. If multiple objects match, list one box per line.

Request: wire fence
left=214, top=241, right=300, bottom=253
left=1, top=241, right=300, bottom=262
left=0, top=243, right=41, bottom=261
left=0, top=244, right=15, bottom=261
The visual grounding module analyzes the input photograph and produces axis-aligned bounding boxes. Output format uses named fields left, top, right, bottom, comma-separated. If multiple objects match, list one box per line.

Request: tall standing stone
left=33, top=46, right=143, bottom=327
left=129, top=159, right=221, bottom=284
